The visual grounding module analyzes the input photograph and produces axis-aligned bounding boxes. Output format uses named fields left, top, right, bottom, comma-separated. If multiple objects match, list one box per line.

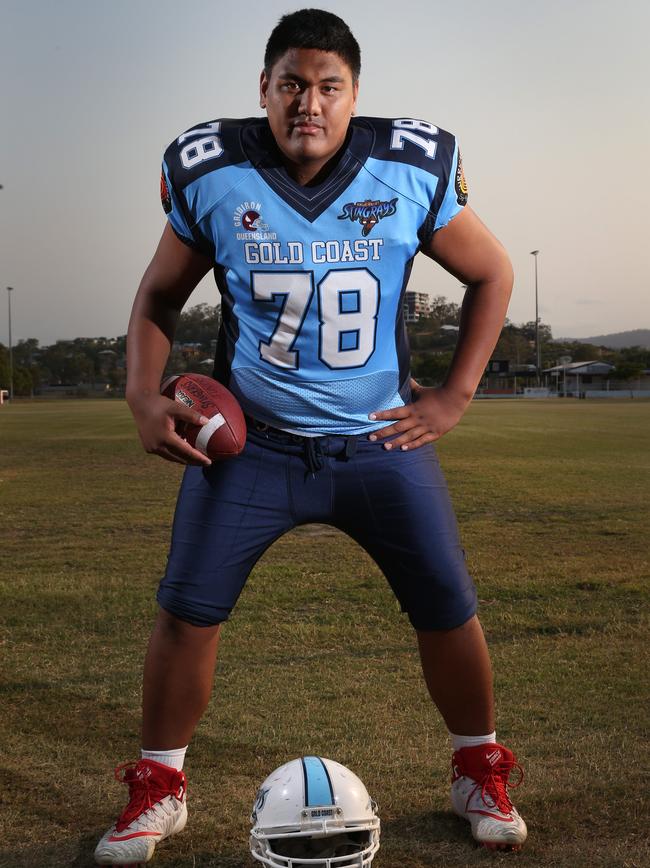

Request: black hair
left=264, top=8, right=361, bottom=81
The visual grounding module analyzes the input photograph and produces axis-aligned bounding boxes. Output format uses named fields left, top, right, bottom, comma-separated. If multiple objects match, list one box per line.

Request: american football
left=161, top=373, right=246, bottom=460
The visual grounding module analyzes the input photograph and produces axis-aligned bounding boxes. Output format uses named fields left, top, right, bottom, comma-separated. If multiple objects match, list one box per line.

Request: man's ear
left=351, top=79, right=359, bottom=116
left=259, top=69, right=268, bottom=109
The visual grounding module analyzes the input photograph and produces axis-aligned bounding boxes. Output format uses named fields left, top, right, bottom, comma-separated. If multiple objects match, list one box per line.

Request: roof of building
left=544, top=361, right=615, bottom=374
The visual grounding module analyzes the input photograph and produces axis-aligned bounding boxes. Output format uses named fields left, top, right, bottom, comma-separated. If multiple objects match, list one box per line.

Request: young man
left=95, top=9, right=526, bottom=865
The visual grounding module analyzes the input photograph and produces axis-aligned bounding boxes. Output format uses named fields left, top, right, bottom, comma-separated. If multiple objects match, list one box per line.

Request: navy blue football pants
left=157, top=426, right=477, bottom=631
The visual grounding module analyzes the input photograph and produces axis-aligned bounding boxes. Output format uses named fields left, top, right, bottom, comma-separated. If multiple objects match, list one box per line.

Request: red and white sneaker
left=94, top=759, right=188, bottom=865
left=451, top=743, right=527, bottom=851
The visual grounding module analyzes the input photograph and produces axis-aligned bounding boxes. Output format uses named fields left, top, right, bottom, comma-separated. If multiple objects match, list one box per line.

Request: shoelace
left=113, top=762, right=184, bottom=831
left=476, top=759, right=524, bottom=814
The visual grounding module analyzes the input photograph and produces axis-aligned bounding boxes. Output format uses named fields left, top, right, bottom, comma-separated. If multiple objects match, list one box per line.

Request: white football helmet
left=250, top=756, right=380, bottom=867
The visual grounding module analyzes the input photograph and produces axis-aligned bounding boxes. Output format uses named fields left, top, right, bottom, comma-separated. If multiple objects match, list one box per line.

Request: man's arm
left=126, top=223, right=215, bottom=465
left=369, top=206, right=513, bottom=449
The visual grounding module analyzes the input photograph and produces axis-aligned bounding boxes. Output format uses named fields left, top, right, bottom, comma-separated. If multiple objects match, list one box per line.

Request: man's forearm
left=125, top=290, right=182, bottom=407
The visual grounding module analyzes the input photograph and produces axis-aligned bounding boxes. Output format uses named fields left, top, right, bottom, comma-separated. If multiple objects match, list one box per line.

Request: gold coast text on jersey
left=243, top=238, right=384, bottom=265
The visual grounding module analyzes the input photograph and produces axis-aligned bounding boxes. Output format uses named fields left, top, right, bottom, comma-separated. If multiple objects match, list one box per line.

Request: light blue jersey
left=161, top=116, right=467, bottom=434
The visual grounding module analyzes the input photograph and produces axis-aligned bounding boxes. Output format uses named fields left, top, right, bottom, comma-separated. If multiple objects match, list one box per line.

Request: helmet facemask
left=263, top=828, right=377, bottom=866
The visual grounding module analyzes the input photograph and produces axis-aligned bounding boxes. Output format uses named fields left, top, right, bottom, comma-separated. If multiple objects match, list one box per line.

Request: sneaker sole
left=95, top=801, right=187, bottom=866
left=452, top=806, right=527, bottom=851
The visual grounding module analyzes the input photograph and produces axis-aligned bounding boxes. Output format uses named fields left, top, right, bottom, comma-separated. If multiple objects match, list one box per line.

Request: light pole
left=530, top=250, right=541, bottom=385
left=6, top=287, right=13, bottom=401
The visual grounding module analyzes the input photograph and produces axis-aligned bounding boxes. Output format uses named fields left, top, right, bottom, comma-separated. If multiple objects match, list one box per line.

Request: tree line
left=1, top=298, right=648, bottom=396
left=407, top=297, right=648, bottom=384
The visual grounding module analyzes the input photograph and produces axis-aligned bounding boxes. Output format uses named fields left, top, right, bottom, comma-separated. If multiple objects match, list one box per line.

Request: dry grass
left=0, top=399, right=648, bottom=867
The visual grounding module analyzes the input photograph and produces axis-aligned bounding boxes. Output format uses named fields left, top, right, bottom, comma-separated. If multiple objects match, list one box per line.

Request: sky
left=1, top=0, right=649, bottom=346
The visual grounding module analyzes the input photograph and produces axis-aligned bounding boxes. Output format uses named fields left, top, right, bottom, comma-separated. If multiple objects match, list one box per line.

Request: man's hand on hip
left=368, top=379, right=471, bottom=450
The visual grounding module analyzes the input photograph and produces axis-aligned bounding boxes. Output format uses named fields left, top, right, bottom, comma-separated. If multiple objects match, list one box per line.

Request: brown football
left=161, top=373, right=246, bottom=460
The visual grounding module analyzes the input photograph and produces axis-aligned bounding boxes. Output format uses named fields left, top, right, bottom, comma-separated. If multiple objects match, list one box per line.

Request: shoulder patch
left=455, top=152, right=468, bottom=206
left=160, top=171, right=172, bottom=214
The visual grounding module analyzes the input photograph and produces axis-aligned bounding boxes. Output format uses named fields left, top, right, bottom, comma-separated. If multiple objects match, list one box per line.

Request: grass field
left=1, top=399, right=648, bottom=868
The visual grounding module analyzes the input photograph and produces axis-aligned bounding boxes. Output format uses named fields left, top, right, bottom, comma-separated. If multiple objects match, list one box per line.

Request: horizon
left=3, top=299, right=648, bottom=350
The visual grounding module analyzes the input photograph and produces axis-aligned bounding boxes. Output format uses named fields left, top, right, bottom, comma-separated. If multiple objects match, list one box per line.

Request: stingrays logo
left=338, top=197, right=398, bottom=236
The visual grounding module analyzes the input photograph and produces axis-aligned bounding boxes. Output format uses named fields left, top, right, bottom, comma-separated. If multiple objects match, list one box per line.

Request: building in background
left=403, top=291, right=432, bottom=322
left=542, top=360, right=650, bottom=397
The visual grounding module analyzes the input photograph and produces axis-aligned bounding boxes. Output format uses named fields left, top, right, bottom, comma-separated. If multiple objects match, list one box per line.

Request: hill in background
left=556, top=329, right=650, bottom=349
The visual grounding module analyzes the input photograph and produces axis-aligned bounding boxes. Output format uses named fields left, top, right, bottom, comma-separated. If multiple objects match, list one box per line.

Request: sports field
left=1, top=399, right=648, bottom=868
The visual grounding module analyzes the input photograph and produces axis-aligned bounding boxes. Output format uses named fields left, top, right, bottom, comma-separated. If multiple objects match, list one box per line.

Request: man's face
left=260, top=48, right=358, bottom=183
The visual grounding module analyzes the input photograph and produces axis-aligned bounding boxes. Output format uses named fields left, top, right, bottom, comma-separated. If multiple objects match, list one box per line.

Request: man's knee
left=403, top=579, right=478, bottom=632
left=156, top=592, right=228, bottom=630
left=413, top=611, right=478, bottom=635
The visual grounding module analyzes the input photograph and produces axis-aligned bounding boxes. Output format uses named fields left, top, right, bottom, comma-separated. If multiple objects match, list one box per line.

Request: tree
left=613, top=361, right=645, bottom=383
left=175, top=303, right=221, bottom=348
left=429, top=295, right=461, bottom=327
left=493, top=325, right=532, bottom=366
left=618, top=346, right=650, bottom=367
left=0, top=343, right=36, bottom=395
left=411, top=351, right=454, bottom=385
left=38, top=341, right=95, bottom=384
left=0, top=345, right=9, bottom=389
left=13, top=366, right=33, bottom=396
left=520, top=320, right=553, bottom=345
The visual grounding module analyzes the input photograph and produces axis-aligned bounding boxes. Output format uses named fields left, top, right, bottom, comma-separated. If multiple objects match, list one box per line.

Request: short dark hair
left=264, top=8, right=361, bottom=81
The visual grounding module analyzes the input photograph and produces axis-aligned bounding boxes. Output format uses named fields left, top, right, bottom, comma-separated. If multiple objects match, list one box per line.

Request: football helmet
left=250, top=756, right=380, bottom=867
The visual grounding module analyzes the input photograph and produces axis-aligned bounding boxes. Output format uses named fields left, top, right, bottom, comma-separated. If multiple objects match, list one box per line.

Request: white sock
left=450, top=731, right=497, bottom=751
left=141, top=746, right=188, bottom=770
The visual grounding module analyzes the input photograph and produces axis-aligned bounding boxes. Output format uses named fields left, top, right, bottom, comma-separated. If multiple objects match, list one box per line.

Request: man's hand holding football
left=129, top=392, right=212, bottom=466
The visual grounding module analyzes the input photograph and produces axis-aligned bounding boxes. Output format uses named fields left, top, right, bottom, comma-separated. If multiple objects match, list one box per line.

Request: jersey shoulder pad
left=161, top=118, right=253, bottom=257
left=163, top=117, right=256, bottom=190
left=353, top=117, right=465, bottom=243
left=356, top=115, right=457, bottom=178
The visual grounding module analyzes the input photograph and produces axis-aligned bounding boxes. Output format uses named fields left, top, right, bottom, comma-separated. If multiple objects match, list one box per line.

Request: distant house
left=172, top=341, right=204, bottom=359
left=480, top=359, right=538, bottom=395
left=543, top=360, right=614, bottom=395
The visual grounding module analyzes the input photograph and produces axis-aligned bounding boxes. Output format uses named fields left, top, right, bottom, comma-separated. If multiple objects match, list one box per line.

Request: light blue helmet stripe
left=302, top=756, right=334, bottom=806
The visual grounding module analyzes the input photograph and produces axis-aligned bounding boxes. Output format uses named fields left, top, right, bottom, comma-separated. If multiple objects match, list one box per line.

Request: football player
left=95, top=9, right=526, bottom=865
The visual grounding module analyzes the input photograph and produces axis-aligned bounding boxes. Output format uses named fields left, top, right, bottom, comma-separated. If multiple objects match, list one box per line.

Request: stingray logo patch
left=338, top=198, right=398, bottom=236
left=233, top=201, right=276, bottom=240
left=455, top=152, right=468, bottom=206
left=160, top=172, right=172, bottom=214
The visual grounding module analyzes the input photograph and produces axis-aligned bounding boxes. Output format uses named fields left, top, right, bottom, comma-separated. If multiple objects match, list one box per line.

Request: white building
left=543, top=360, right=613, bottom=395
left=403, top=291, right=432, bottom=322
